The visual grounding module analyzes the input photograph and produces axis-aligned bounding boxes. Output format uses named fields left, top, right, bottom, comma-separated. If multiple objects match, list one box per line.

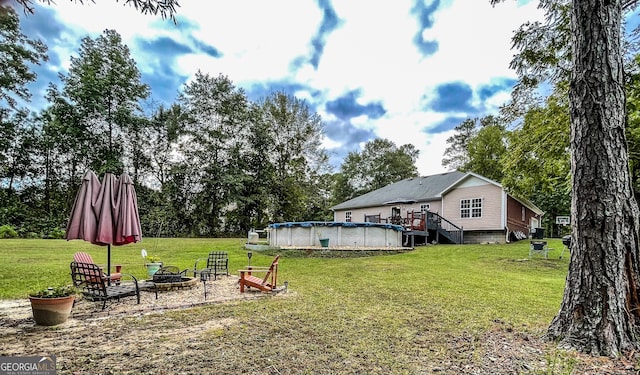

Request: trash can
left=533, top=228, right=544, bottom=239
left=562, top=235, right=571, bottom=249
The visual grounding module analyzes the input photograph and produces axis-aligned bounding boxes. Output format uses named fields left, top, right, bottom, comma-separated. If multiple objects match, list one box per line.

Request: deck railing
left=426, top=212, right=463, bottom=244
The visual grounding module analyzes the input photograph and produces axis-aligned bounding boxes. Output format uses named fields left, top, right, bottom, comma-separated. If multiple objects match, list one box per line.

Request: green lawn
left=0, top=237, right=574, bottom=373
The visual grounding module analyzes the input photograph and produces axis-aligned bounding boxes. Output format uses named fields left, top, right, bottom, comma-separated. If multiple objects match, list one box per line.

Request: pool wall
left=268, top=221, right=404, bottom=248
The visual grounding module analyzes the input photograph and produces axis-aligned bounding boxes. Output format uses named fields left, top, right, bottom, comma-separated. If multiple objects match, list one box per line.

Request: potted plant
left=142, top=249, right=162, bottom=278
left=28, top=285, right=75, bottom=326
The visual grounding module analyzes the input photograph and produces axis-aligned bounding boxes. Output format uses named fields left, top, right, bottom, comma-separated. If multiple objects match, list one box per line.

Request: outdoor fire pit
left=152, top=266, right=198, bottom=291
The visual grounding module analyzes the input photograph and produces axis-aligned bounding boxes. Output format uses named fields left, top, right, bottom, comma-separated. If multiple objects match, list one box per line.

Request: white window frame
left=345, top=211, right=352, bottom=222
left=522, top=207, right=526, bottom=222
left=460, top=198, right=482, bottom=218
left=420, top=204, right=430, bottom=213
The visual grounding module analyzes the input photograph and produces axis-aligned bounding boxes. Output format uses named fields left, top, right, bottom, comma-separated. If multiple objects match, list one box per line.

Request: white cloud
left=26, top=0, right=545, bottom=177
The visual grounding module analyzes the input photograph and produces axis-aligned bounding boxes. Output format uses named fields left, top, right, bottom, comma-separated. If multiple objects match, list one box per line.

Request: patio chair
left=70, top=261, right=157, bottom=310
left=238, top=255, right=280, bottom=293
left=193, top=251, right=229, bottom=280
left=529, top=240, right=549, bottom=259
left=73, top=252, right=122, bottom=284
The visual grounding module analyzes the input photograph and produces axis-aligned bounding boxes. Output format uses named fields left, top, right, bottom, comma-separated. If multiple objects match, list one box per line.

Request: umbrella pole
left=107, top=243, right=111, bottom=283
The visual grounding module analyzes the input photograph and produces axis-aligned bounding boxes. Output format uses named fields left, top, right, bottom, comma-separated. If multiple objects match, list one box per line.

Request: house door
left=391, top=207, right=402, bottom=225
left=530, top=217, right=539, bottom=237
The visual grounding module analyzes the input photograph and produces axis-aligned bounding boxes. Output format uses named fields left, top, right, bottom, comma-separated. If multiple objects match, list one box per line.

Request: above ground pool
left=267, top=221, right=404, bottom=248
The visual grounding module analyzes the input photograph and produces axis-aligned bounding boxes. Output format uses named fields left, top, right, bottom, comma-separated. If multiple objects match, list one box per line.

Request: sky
left=15, top=0, right=545, bottom=176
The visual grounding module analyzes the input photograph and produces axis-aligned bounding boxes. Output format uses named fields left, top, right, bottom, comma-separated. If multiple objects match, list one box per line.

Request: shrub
left=0, top=225, right=18, bottom=238
left=48, top=228, right=65, bottom=239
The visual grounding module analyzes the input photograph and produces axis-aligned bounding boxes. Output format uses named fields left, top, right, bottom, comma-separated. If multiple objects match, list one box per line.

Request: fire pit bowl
left=152, top=266, right=199, bottom=291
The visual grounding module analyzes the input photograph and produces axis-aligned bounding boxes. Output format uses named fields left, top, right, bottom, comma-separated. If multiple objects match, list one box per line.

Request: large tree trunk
left=546, top=0, right=640, bottom=356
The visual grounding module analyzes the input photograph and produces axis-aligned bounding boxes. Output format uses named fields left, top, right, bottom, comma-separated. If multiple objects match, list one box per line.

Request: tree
left=441, top=119, right=476, bottom=170
left=492, top=0, right=640, bottom=355
left=0, top=109, right=38, bottom=194
left=335, top=138, right=419, bottom=203
left=441, top=116, right=505, bottom=181
left=0, top=6, right=47, bottom=113
left=177, top=72, right=251, bottom=236
left=49, top=29, right=150, bottom=176
left=501, top=85, right=571, bottom=237
left=226, top=103, right=276, bottom=232
left=255, top=92, right=330, bottom=223
left=260, top=91, right=329, bottom=223
left=464, top=116, right=507, bottom=182
left=545, top=0, right=640, bottom=356
left=624, top=53, right=640, bottom=201
left=5, top=0, right=180, bottom=21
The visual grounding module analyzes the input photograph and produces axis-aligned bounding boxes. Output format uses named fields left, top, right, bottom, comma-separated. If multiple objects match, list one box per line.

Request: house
left=330, top=170, right=543, bottom=244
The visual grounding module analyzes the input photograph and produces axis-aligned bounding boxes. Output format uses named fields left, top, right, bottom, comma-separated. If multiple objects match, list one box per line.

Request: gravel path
left=0, top=275, right=269, bottom=324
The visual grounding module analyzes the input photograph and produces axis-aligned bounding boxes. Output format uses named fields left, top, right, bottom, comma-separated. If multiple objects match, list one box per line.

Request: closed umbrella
left=114, top=173, right=142, bottom=246
left=94, top=173, right=118, bottom=245
left=65, top=171, right=143, bottom=279
left=65, top=171, right=101, bottom=242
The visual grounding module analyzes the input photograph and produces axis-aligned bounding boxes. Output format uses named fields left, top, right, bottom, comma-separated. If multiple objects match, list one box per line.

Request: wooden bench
left=70, top=261, right=157, bottom=310
left=193, top=251, right=229, bottom=280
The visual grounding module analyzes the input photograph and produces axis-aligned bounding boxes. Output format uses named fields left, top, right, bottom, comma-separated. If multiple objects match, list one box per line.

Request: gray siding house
left=331, top=170, right=543, bottom=244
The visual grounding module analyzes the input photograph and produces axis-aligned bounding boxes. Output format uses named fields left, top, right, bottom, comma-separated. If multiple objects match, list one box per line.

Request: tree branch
left=3, top=0, right=179, bottom=22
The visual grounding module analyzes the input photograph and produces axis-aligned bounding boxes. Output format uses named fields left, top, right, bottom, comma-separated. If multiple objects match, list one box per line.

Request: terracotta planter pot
left=29, top=295, right=75, bottom=326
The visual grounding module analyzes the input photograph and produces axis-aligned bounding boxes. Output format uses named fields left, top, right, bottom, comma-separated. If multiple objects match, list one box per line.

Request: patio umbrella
left=65, top=171, right=143, bottom=278
left=65, top=171, right=101, bottom=242
left=114, top=173, right=142, bottom=246
left=94, top=172, right=118, bottom=245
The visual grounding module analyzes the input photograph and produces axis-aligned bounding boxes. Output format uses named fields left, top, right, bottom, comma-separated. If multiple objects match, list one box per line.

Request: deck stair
left=425, top=211, right=463, bottom=244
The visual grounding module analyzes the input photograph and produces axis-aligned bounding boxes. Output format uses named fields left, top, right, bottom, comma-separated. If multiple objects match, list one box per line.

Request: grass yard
left=1, top=237, right=619, bottom=374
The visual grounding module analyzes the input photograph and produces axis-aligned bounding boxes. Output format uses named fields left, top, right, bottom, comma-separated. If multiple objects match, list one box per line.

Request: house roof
left=331, top=170, right=544, bottom=216
left=331, top=170, right=467, bottom=210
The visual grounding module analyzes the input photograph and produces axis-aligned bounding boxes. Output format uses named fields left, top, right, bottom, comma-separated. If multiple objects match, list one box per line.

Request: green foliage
left=29, top=285, right=75, bottom=298
left=0, top=6, right=48, bottom=111
left=442, top=116, right=506, bottom=182
left=493, top=0, right=571, bottom=121
left=14, top=0, right=180, bottom=21
left=501, top=86, right=571, bottom=235
left=464, top=117, right=507, bottom=182
left=145, top=254, right=161, bottom=263
left=54, top=29, right=149, bottom=175
left=442, top=118, right=476, bottom=170
left=334, top=138, right=419, bottom=203
left=259, top=91, right=330, bottom=223
left=0, top=224, right=17, bottom=238
left=48, top=227, right=65, bottom=239
left=625, top=54, right=640, bottom=200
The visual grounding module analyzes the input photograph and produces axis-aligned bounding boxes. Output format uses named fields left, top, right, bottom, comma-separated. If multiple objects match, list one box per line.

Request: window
left=420, top=204, right=430, bottom=212
left=345, top=211, right=352, bottom=222
left=460, top=198, right=482, bottom=218
left=522, top=207, right=526, bottom=221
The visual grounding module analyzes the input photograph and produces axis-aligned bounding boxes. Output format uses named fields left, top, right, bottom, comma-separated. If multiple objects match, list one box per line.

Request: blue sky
left=17, top=0, right=543, bottom=176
